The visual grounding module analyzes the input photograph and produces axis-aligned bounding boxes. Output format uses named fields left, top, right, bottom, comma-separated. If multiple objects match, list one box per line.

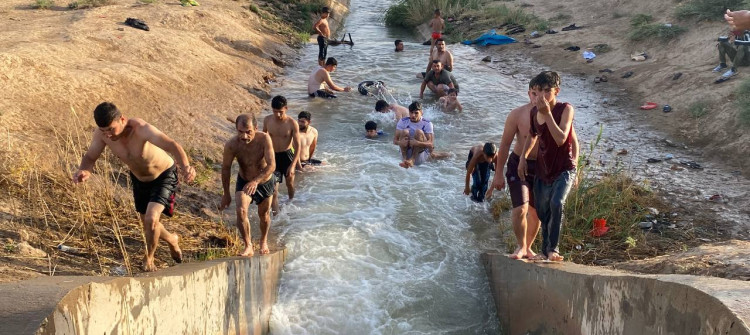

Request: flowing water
left=263, top=0, right=750, bottom=333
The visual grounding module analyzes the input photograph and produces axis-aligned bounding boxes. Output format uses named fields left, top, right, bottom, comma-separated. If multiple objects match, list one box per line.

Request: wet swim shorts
left=317, top=35, right=328, bottom=61
left=309, top=90, right=337, bottom=99
left=131, top=165, right=178, bottom=217
left=506, top=152, right=536, bottom=208
left=235, top=174, right=276, bottom=205
left=301, top=158, right=322, bottom=166
left=406, top=148, right=430, bottom=166
left=274, top=148, right=295, bottom=183
left=432, top=32, right=442, bottom=40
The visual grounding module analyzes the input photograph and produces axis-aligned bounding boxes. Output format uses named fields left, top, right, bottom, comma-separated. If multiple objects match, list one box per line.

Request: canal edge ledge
left=482, top=252, right=750, bottom=334
left=0, top=249, right=287, bottom=335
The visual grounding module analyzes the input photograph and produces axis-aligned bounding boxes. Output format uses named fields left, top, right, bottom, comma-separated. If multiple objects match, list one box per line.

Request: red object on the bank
left=639, top=102, right=658, bottom=110
left=591, top=218, right=609, bottom=237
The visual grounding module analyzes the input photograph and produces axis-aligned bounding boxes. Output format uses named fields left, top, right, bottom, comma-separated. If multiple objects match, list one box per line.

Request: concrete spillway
left=482, top=252, right=750, bottom=335
left=0, top=250, right=285, bottom=335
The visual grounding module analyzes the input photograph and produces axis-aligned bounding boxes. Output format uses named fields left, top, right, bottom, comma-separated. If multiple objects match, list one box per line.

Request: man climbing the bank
left=420, top=60, right=459, bottom=99
left=713, top=30, right=750, bottom=83
left=73, top=102, right=196, bottom=272
left=308, top=57, right=352, bottom=98
left=518, top=71, right=577, bottom=262
left=264, top=96, right=301, bottom=215
left=464, top=143, right=498, bottom=203
left=220, top=114, right=275, bottom=256
left=314, top=7, right=332, bottom=67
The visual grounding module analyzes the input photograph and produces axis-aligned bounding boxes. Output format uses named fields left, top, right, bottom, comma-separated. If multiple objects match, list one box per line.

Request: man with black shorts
left=263, top=96, right=301, bottom=214
left=220, top=114, right=275, bottom=256
left=313, top=7, right=331, bottom=67
left=73, top=102, right=196, bottom=272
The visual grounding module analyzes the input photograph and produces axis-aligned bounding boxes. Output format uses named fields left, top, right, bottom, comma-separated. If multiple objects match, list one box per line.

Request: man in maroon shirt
left=518, top=71, right=576, bottom=262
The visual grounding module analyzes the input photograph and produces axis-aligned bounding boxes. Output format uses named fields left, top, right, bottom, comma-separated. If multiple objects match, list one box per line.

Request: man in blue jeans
left=518, top=71, right=577, bottom=262
left=463, top=143, right=498, bottom=202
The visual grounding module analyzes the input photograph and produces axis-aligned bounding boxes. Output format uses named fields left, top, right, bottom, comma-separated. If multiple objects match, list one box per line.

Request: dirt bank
left=0, top=0, right=346, bottom=282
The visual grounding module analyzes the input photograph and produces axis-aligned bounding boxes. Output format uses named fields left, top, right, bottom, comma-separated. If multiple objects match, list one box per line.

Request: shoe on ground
left=188, top=0, right=199, bottom=5
left=722, top=69, right=737, bottom=78
left=713, top=64, right=727, bottom=72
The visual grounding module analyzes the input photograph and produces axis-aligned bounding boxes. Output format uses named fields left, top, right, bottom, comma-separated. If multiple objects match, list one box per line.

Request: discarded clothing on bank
left=582, top=51, right=596, bottom=60
left=462, top=30, right=516, bottom=46
left=125, top=18, right=149, bottom=31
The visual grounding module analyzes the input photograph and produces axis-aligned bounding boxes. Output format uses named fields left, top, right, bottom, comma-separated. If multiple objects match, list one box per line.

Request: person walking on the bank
left=314, top=7, right=332, bottom=67
left=73, top=102, right=196, bottom=272
left=518, top=71, right=577, bottom=262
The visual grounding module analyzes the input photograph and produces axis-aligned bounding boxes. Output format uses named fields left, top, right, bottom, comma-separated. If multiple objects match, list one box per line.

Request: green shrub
left=688, top=100, right=711, bottom=118
left=33, top=0, right=55, bottom=9
left=68, top=0, right=111, bottom=9
left=675, top=0, right=745, bottom=21
left=629, top=14, right=687, bottom=41
left=735, top=78, right=750, bottom=125
left=384, top=0, right=486, bottom=28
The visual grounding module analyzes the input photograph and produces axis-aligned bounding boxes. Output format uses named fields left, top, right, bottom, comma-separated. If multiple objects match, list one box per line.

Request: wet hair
left=529, top=71, right=561, bottom=90
left=394, top=39, right=402, bottom=46
left=325, top=57, right=338, bottom=66
left=483, top=142, right=498, bottom=157
left=298, top=111, right=311, bottom=120
left=321, top=6, right=330, bottom=13
left=271, top=95, right=287, bottom=110
left=408, top=101, right=422, bottom=112
left=447, top=88, right=458, bottom=96
left=436, top=38, right=445, bottom=44
left=93, top=102, right=121, bottom=127
left=365, top=120, right=378, bottom=131
left=235, top=114, right=257, bottom=128
left=375, top=100, right=389, bottom=112
left=434, top=9, right=441, bottom=15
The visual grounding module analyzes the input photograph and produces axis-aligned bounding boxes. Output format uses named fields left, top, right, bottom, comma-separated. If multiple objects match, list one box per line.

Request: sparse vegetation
left=675, top=0, right=745, bottom=21
left=68, top=0, right=111, bottom=9
left=384, top=0, right=487, bottom=28
left=549, top=13, right=572, bottom=22
left=592, top=43, right=611, bottom=54
left=628, top=14, right=687, bottom=41
left=688, top=100, right=711, bottom=118
left=736, top=78, right=750, bottom=125
left=33, top=0, right=55, bottom=9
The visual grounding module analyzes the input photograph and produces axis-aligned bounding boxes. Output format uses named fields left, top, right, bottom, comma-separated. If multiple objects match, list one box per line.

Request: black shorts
left=235, top=174, right=276, bottom=205
left=131, top=165, right=178, bottom=217
left=301, top=158, right=322, bottom=166
left=274, top=149, right=295, bottom=183
left=506, top=152, right=536, bottom=209
left=317, top=35, right=328, bottom=61
left=309, top=90, right=337, bottom=99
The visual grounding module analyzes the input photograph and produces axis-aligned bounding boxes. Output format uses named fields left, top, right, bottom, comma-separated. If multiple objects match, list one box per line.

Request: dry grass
left=0, top=107, right=237, bottom=278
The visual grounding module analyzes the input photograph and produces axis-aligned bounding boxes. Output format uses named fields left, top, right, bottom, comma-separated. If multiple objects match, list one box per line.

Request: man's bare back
left=298, top=126, right=318, bottom=161
left=263, top=115, right=298, bottom=152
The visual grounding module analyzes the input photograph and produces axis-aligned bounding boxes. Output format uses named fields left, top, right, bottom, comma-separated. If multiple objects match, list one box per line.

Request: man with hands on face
left=220, top=114, right=276, bottom=256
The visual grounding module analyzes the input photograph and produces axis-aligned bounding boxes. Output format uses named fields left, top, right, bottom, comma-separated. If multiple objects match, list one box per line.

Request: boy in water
left=518, top=71, right=577, bottom=262
left=429, top=9, right=445, bottom=55
left=375, top=100, right=409, bottom=122
left=313, top=7, right=331, bottom=67
left=296, top=111, right=322, bottom=170
left=365, top=121, right=383, bottom=138
left=395, top=39, right=404, bottom=52
left=464, top=143, right=498, bottom=202
left=438, top=88, right=462, bottom=112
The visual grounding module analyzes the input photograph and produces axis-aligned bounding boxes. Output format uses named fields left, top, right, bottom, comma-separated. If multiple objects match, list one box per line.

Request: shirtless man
left=296, top=111, right=322, bottom=170
left=428, top=9, right=445, bottom=55
left=420, top=60, right=459, bottom=99
left=487, top=81, right=579, bottom=260
left=313, top=7, right=331, bottom=67
left=464, top=143, right=498, bottom=203
left=263, top=96, right=301, bottom=214
left=375, top=100, right=409, bottom=122
left=426, top=39, right=454, bottom=73
left=219, top=114, right=275, bottom=256
left=395, top=39, right=404, bottom=52
left=308, top=57, right=352, bottom=99
left=73, top=102, right=196, bottom=272
left=438, top=88, right=463, bottom=112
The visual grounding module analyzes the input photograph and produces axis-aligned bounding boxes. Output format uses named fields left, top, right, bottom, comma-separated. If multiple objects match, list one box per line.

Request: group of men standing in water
left=70, top=6, right=581, bottom=272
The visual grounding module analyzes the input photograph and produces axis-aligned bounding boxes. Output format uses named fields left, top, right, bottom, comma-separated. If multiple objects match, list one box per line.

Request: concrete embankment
left=0, top=250, right=285, bottom=335
left=482, top=252, right=750, bottom=334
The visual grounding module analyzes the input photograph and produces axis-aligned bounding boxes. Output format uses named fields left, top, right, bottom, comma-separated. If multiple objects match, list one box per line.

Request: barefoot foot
left=530, top=254, right=546, bottom=261
left=166, top=234, right=183, bottom=263
left=238, top=245, right=254, bottom=257
left=142, top=256, right=157, bottom=272
left=523, top=249, right=537, bottom=259
left=509, top=248, right=526, bottom=260
left=259, top=241, right=270, bottom=255
left=399, top=161, right=410, bottom=169
left=547, top=252, right=564, bottom=262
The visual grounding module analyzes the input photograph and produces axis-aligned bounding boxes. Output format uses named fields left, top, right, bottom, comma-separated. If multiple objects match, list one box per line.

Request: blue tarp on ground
left=461, top=29, right=516, bottom=46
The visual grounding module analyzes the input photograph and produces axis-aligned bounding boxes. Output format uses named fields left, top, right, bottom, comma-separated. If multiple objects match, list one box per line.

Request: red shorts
left=432, top=32, right=442, bottom=40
